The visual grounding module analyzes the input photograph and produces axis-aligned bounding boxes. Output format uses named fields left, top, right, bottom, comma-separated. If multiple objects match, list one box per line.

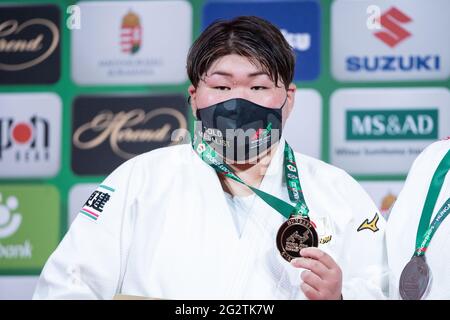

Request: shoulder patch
left=79, top=184, right=115, bottom=221
left=357, top=213, right=380, bottom=233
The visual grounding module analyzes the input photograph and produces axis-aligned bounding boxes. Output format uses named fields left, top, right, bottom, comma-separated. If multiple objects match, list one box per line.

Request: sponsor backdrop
left=0, top=0, right=448, bottom=299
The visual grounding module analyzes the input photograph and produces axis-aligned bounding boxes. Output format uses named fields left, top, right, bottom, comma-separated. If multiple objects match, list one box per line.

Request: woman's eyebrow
left=208, top=71, right=269, bottom=77
left=209, top=71, right=232, bottom=77
left=248, top=71, right=270, bottom=77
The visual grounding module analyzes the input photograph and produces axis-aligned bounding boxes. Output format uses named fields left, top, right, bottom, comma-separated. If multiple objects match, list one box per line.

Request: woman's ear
left=285, top=83, right=297, bottom=119
left=188, top=85, right=197, bottom=116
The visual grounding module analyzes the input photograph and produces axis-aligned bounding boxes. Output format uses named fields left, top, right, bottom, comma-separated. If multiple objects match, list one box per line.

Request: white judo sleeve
left=333, top=171, right=389, bottom=300
left=33, top=158, right=138, bottom=299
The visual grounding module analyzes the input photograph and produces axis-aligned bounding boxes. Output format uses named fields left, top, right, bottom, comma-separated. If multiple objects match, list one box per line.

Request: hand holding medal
left=279, top=147, right=342, bottom=300
left=291, top=247, right=343, bottom=300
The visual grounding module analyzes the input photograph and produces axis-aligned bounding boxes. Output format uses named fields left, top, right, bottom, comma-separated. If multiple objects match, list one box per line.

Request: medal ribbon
left=414, top=149, right=450, bottom=256
left=192, top=134, right=309, bottom=219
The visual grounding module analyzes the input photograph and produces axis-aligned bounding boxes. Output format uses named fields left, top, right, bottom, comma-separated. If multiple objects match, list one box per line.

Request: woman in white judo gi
left=387, top=139, right=450, bottom=299
left=34, top=16, right=388, bottom=300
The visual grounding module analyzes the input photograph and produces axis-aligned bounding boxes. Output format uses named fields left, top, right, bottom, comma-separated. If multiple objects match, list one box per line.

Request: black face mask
left=195, top=97, right=287, bottom=162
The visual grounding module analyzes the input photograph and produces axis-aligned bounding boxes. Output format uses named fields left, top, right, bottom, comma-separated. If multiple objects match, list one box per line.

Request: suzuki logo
left=374, top=7, right=412, bottom=48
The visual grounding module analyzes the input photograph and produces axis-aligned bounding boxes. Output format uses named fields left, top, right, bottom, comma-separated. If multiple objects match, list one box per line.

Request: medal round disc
left=276, top=216, right=318, bottom=262
left=399, top=255, right=431, bottom=300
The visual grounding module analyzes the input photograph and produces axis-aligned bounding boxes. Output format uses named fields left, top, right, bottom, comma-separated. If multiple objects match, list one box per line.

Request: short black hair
left=186, top=16, right=295, bottom=89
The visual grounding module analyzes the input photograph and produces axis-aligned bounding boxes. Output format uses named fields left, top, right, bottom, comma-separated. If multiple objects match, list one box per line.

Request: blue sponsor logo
left=202, top=0, right=321, bottom=81
left=346, top=55, right=440, bottom=73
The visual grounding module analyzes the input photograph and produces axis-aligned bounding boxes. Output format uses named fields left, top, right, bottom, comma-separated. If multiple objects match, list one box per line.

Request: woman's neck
left=219, top=143, right=279, bottom=197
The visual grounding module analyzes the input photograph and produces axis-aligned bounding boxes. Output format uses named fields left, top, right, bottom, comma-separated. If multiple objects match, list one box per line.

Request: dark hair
left=186, top=16, right=295, bottom=89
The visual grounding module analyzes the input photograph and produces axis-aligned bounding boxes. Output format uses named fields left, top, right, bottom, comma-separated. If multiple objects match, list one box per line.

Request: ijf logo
left=202, top=0, right=321, bottom=81
left=332, top=0, right=450, bottom=81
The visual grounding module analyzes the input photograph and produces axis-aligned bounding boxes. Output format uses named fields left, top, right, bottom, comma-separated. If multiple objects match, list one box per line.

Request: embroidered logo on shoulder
left=79, top=184, right=115, bottom=221
left=357, top=213, right=380, bottom=233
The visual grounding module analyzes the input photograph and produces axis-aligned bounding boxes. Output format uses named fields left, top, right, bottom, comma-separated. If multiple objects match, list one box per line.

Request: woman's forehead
left=206, top=54, right=268, bottom=78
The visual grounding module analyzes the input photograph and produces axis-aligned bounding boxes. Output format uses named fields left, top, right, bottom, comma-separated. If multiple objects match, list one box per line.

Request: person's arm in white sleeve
left=337, top=173, right=389, bottom=300
left=33, top=158, right=139, bottom=299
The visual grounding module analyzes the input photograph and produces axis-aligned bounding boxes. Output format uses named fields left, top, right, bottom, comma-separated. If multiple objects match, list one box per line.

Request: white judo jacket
left=34, top=138, right=388, bottom=299
left=387, top=139, right=450, bottom=299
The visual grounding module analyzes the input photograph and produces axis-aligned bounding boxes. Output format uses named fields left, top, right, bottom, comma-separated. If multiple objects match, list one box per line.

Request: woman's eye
left=251, top=86, right=268, bottom=91
left=214, top=86, right=231, bottom=91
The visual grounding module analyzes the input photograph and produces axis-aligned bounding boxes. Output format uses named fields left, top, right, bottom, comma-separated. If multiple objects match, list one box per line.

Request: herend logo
left=73, top=108, right=186, bottom=159
left=0, top=18, right=59, bottom=71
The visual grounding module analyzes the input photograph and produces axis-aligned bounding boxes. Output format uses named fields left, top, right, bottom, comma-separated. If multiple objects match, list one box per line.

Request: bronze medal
left=399, top=255, right=431, bottom=300
left=276, top=216, right=318, bottom=262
